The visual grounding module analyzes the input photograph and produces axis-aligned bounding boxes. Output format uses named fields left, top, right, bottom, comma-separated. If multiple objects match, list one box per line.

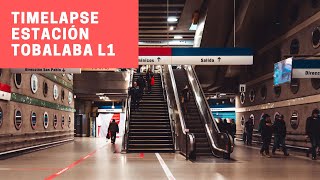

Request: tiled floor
left=0, top=138, right=320, bottom=180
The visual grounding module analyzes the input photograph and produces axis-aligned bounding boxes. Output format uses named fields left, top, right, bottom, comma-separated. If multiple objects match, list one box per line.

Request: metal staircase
left=127, top=73, right=174, bottom=152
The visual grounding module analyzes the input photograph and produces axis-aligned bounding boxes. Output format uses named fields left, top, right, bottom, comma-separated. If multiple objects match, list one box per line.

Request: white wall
left=96, top=113, right=126, bottom=139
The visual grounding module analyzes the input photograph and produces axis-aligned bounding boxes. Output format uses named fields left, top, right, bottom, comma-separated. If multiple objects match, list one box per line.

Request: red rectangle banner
left=0, top=0, right=138, bottom=68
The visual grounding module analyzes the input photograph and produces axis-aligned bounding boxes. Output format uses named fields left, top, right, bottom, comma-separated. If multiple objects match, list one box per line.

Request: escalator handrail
left=168, top=65, right=196, bottom=157
left=184, top=65, right=230, bottom=154
left=168, top=65, right=187, bottom=134
left=159, top=66, right=175, bottom=149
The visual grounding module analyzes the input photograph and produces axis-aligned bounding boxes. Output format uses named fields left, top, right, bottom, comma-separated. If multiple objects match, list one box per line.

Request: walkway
left=0, top=138, right=319, bottom=180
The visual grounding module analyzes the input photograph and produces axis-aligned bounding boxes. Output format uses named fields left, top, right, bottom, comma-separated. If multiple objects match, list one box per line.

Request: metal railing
left=121, top=69, right=134, bottom=153
left=184, top=65, right=233, bottom=156
left=159, top=66, right=176, bottom=150
left=166, top=65, right=196, bottom=159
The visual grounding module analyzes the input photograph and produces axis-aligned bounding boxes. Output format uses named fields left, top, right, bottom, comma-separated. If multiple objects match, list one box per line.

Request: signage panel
left=138, top=48, right=253, bottom=65
left=11, top=68, right=81, bottom=74
left=98, top=109, right=123, bottom=113
left=171, top=56, right=253, bottom=65
left=292, top=60, right=320, bottom=78
left=239, top=84, right=246, bottom=93
left=139, top=56, right=171, bottom=65
left=0, top=83, right=11, bottom=101
left=210, top=108, right=236, bottom=112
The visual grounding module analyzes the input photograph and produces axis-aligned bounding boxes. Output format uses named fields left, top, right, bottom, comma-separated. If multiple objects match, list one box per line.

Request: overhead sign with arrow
left=139, top=48, right=253, bottom=65
left=11, top=68, right=81, bottom=74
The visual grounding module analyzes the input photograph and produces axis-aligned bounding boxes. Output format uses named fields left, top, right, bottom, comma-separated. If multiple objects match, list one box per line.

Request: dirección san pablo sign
left=292, top=59, right=320, bottom=78
left=0, top=0, right=138, bottom=68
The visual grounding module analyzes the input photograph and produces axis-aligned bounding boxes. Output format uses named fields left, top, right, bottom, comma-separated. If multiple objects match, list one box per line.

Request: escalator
left=173, top=69, right=213, bottom=156
left=170, top=66, right=233, bottom=158
left=127, top=73, right=174, bottom=152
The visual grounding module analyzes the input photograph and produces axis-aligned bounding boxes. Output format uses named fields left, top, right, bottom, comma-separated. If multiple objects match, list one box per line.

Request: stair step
left=127, top=148, right=174, bottom=152
left=129, top=130, right=171, bottom=133
left=130, top=119, right=170, bottom=121
left=130, top=124, right=170, bottom=127
left=129, top=136, right=172, bottom=140
left=128, top=144, right=173, bottom=148
left=130, top=129, right=171, bottom=132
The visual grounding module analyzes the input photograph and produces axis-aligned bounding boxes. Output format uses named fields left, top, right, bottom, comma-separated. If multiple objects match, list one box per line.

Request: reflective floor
left=0, top=138, right=320, bottom=180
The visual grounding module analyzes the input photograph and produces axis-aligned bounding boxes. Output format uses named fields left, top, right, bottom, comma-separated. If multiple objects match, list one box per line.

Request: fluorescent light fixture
left=169, top=26, right=175, bottom=30
left=99, top=96, right=110, bottom=101
left=174, top=35, right=183, bottom=39
left=189, top=23, right=198, bottom=31
left=167, top=17, right=178, bottom=22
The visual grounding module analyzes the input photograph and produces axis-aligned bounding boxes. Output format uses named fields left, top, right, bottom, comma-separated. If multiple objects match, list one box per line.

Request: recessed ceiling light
left=169, top=26, right=175, bottom=31
left=167, top=17, right=178, bottom=22
left=174, top=35, right=183, bottom=39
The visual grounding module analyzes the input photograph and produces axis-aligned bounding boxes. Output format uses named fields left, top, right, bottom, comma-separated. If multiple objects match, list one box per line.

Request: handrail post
left=186, top=131, right=189, bottom=160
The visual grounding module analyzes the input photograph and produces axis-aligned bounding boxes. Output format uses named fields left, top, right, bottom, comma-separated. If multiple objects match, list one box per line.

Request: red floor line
left=44, top=145, right=106, bottom=180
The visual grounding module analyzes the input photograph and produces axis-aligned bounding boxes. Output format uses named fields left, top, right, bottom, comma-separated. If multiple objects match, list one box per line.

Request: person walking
left=181, top=85, right=190, bottom=115
left=306, top=109, right=320, bottom=160
left=146, top=69, right=153, bottom=93
left=149, top=74, right=155, bottom=93
left=136, top=74, right=146, bottom=93
left=245, top=117, right=254, bottom=146
left=108, top=119, right=119, bottom=144
left=272, top=114, right=289, bottom=156
left=258, top=114, right=273, bottom=157
left=129, top=82, right=143, bottom=111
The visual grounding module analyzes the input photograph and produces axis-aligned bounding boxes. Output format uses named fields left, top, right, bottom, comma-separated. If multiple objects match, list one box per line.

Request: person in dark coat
left=224, top=119, right=231, bottom=135
left=181, top=85, right=190, bottom=115
left=272, top=114, right=289, bottom=156
left=306, top=109, right=320, bottom=160
left=136, top=74, right=146, bottom=92
left=245, top=117, right=254, bottom=146
left=258, top=114, right=273, bottom=157
left=230, top=119, right=236, bottom=141
left=108, top=119, right=119, bottom=144
left=129, top=82, right=143, bottom=111
left=217, top=118, right=225, bottom=133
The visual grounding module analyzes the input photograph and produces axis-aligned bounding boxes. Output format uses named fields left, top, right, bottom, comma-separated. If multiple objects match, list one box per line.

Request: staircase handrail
left=122, top=69, right=134, bottom=153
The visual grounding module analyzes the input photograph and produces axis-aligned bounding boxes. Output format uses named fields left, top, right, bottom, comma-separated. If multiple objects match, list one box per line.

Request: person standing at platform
left=245, top=117, right=254, bottom=146
left=306, top=109, right=320, bottom=160
left=108, top=119, right=119, bottom=144
left=217, top=118, right=225, bottom=133
left=258, top=114, right=273, bottom=157
left=272, top=114, right=289, bottom=156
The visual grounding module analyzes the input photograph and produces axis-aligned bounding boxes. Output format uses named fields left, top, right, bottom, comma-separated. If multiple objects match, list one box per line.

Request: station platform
left=0, top=138, right=319, bottom=180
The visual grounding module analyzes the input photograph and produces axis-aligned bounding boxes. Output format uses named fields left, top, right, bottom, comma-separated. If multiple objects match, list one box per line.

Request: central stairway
left=127, top=73, right=174, bottom=153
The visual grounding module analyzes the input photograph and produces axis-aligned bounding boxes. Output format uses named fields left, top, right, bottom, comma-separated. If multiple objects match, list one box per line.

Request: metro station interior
left=1, top=0, right=320, bottom=179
